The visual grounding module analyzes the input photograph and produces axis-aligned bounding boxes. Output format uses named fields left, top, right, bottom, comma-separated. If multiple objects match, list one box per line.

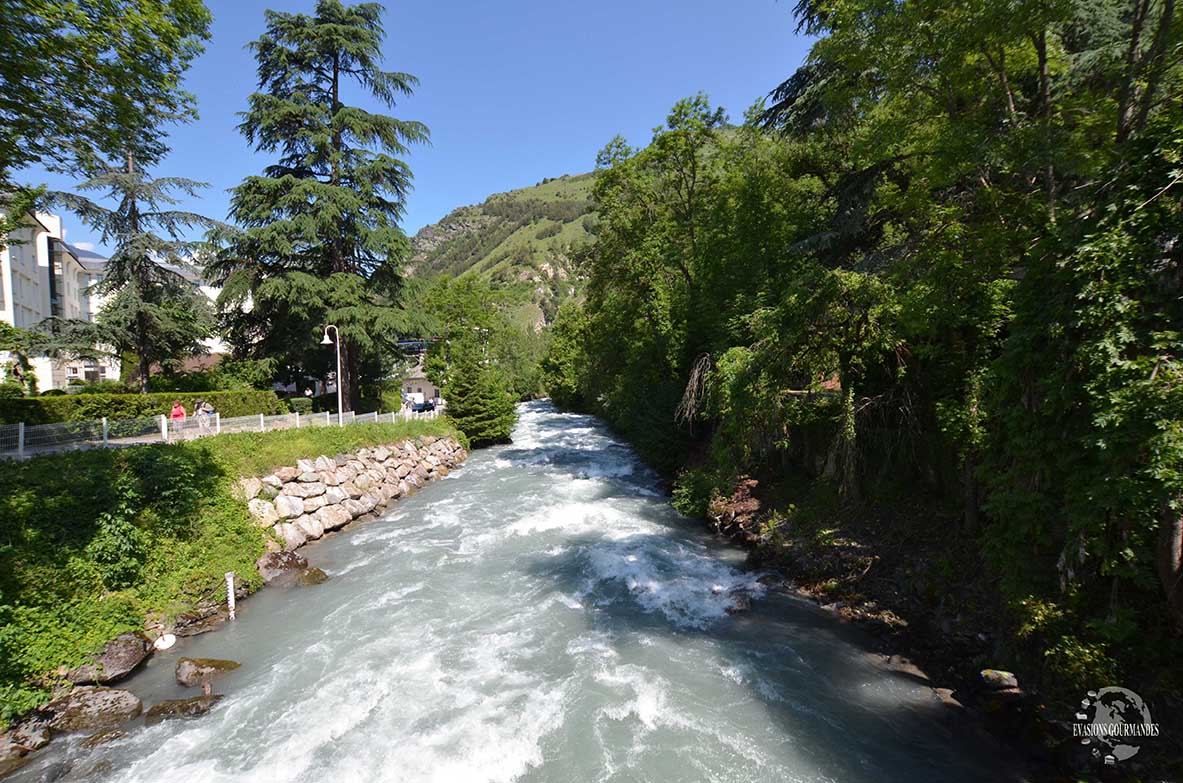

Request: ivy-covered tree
left=46, top=161, right=218, bottom=391
left=0, top=0, right=211, bottom=235
left=443, top=336, right=517, bottom=447
left=211, top=0, right=428, bottom=411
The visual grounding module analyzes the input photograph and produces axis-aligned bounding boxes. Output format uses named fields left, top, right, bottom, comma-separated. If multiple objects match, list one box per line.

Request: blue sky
left=27, top=0, right=809, bottom=254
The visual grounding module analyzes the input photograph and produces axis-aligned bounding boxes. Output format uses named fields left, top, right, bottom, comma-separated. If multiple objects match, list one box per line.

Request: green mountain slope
left=408, top=172, right=596, bottom=326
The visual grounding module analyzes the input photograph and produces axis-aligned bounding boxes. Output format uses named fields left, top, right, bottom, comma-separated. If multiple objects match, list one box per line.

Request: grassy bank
left=0, top=418, right=463, bottom=725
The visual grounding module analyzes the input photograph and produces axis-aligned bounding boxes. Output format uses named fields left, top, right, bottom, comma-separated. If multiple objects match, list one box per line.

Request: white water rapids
left=15, top=401, right=1019, bottom=782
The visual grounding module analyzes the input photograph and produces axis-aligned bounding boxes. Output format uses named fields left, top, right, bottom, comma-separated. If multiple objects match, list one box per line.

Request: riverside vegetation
left=541, top=0, right=1183, bottom=773
left=0, top=418, right=462, bottom=726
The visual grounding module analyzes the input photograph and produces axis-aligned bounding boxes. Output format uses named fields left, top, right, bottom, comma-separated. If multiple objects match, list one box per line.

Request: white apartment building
left=1, top=212, right=119, bottom=390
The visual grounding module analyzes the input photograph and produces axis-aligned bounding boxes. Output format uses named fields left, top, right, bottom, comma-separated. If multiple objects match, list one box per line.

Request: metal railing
left=0, top=406, right=441, bottom=460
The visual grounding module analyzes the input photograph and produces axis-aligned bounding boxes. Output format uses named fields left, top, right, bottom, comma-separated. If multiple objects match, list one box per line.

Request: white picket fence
left=0, top=407, right=441, bottom=460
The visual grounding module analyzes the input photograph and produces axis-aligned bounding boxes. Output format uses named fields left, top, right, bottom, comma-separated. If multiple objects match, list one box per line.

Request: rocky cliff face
left=241, top=435, right=468, bottom=552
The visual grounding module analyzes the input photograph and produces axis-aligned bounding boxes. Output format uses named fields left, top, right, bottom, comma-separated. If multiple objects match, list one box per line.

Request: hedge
left=0, top=391, right=284, bottom=426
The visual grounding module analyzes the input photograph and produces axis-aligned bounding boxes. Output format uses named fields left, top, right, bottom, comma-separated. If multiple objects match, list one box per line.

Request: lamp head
left=320, top=327, right=333, bottom=345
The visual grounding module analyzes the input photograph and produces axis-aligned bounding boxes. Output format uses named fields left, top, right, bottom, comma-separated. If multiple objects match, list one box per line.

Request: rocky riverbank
left=242, top=435, right=468, bottom=551
left=0, top=434, right=468, bottom=778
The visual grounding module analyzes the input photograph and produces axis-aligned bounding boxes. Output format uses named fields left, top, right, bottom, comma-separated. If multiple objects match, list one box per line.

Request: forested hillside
left=408, top=173, right=595, bottom=328
left=542, top=0, right=1183, bottom=767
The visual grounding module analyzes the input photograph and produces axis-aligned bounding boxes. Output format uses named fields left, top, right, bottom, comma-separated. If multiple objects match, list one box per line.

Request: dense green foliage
left=419, top=276, right=546, bottom=400
left=0, top=0, right=211, bottom=235
left=441, top=336, right=517, bottom=447
left=210, top=0, right=428, bottom=410
left=409, top=173, right=595, bottom=325
left=0, top=390, right=282, bottom=425
left=546, top=0, right=1182, bottom=702
left=0, top=417, right=461, bottom=724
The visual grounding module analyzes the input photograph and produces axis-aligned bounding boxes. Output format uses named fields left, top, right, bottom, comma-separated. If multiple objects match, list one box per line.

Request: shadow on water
left=521, top=531, right=1024, bottom=783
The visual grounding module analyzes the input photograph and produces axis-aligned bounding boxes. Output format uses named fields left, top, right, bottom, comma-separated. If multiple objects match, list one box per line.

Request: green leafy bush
left=287, top=396, right=313, bottom=414
left=0, top=390, right=283, bottom=425
left=0, top=382, right=24, bottom=399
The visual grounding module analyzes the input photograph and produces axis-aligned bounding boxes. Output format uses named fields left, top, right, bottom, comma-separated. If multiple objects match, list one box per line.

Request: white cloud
left=74, top=241, right=96, bottom=251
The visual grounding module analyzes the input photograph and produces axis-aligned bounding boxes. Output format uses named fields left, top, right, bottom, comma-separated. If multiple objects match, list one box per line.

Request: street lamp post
left=320, top=325, right=344, bottom=427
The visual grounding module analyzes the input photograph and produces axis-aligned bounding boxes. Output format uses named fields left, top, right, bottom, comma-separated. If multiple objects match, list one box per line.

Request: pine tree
left=211, top=0, right=428, bottom=410
left=48, top=159, right=217, bottom=391
left=443, top=338, right=517, bottom=447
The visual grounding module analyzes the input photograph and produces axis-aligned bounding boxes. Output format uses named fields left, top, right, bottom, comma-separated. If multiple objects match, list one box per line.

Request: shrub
left=0, top=382, right=24, bottom=399
left=0, top=390, right=284, bottom=425
left=287, top=396, right=313, bottom=414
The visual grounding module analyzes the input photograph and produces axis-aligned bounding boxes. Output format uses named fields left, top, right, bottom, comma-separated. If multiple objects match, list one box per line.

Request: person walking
left=169, top=400, right=187, bottom=438
left=194, top=398, right=211, bottom=432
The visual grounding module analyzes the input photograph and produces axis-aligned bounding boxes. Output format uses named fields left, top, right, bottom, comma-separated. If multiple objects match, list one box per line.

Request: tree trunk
left=1116, top=0, right=1151, bottom=143
left=136, top=310, right=150, bottom=393
left=1133, top=0, right=1176, bottom=134
left=138, top=351, right=151, bottom=394
left=963, top=450, right=980, bottom=532
left=1031, top=28, right=1056, bottom=221
left=1159, top=502, right=1183, bottom=628
left=838, top=368, right=860, bottom=502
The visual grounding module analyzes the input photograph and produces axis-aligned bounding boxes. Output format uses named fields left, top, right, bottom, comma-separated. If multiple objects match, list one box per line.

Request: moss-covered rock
left=175, top=658, right=241, bottom=688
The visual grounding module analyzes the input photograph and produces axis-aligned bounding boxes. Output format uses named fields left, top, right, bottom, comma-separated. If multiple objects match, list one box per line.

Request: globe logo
left=1074, top=686, right=1160, bottom=764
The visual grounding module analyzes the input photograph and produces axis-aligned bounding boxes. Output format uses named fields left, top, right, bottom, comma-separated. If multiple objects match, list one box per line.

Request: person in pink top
left=169, top=400, right=186, bottom=435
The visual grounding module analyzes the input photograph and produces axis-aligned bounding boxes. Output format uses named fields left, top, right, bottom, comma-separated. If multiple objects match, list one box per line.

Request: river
left=14, top=401, right=1020, bottom=782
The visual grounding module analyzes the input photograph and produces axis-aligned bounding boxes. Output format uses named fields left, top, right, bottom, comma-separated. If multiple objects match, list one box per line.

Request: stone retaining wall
left=239, top=435, right=467, bottom=551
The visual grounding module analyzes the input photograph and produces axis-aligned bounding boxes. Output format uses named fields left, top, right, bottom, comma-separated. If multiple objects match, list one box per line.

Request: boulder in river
left=80, top=728, right=127, bottom=749
left=316, top=504, right=352, bottom=531
left=64, top=632, right=152, bottom=685
left=176, top=658, right=241, bottom=688
left=144, top=695, right=223, bottom=725
left=5, top=715, right=49, bottom=752
left=45, top=687, right=142, bottom=731
left=256, top=550, right=309, bottom=582
left=298, top=567, right=329, bottom=586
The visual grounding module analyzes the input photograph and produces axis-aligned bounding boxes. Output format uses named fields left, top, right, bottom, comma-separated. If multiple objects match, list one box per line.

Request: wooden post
left=295, top=411, right=301, bottom=429
left=215, top=412, right=221, bottom=435
left=160, top=415, right=168, bottom=443
left=259, top=413, right=265, bottom=432
left=17, top=422, right=24, bottom=459
left=101, top=417, right=108, bottom=446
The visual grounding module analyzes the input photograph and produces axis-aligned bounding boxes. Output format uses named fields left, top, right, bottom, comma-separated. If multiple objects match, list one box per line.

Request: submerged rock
left=45, top=687, right=142, bottom=732
left=64, top=633, right=152, bottom=685
left=256, top=550, right=309, bottom=583
left=176, top=658, right=241, bottom=688
left=298, top=567, right=329, bottom=586
left=144, top=695, right=223, bottom=725
left=80, top=728, right=127, bottom=749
